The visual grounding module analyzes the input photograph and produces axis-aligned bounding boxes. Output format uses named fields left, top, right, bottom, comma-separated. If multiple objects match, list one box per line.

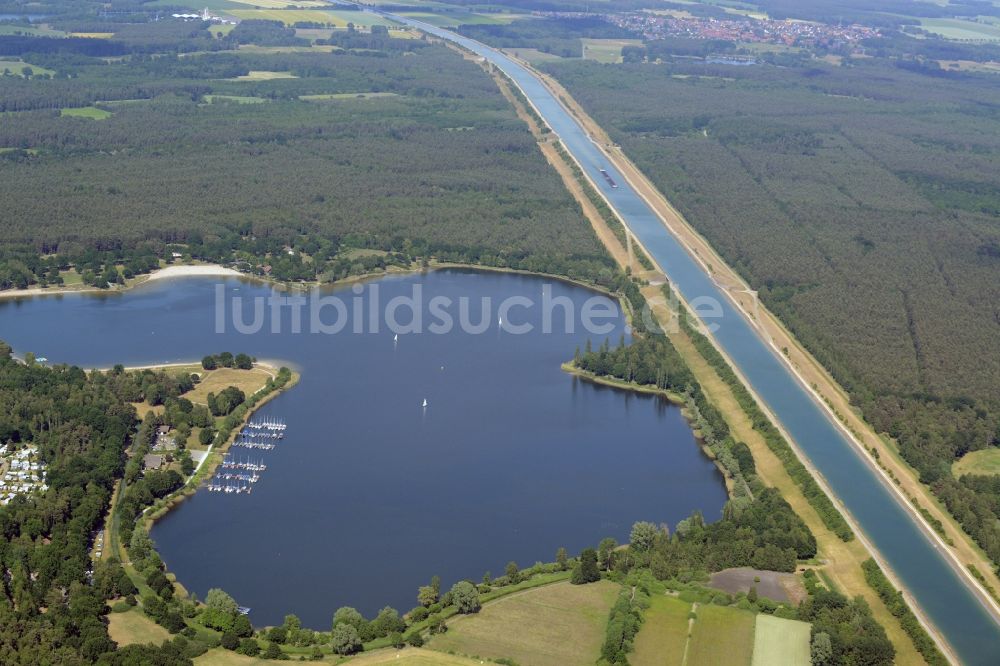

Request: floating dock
left=208, top=416, right=287, bottom=494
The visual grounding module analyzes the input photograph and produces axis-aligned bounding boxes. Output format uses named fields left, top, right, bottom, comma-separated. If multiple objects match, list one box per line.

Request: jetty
left=206, top=479, right=252, bottom=494
left=246, top=418, right=286, bottom=431
left=207, top=415, right=287, bottom=495
left=220, top=455, right=266, bottom=472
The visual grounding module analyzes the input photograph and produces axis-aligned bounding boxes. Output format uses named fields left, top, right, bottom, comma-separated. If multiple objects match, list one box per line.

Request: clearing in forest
left=107, top=607, right=171, bottom=646
left=953, top=448, right=1000, bottom=478
left=61, top=107, right=113, bottom=120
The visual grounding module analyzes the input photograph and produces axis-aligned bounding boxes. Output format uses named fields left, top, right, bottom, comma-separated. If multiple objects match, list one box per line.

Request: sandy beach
left=0, top=264, right=243, bottom=300
left=144, top=265, right=242, bottom=282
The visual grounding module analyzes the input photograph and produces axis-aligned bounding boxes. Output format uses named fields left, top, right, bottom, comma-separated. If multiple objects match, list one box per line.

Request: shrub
left=331, top=624, right=361, bottom=655
left=571, top=548, right=601, bottom=584
left=263, top=642, right=287, bottom=660
left=237, top=638, right=261, bottom=657
left=451, top=581, right=481, bottom=614
left=221, top=632, right=240, bottom=650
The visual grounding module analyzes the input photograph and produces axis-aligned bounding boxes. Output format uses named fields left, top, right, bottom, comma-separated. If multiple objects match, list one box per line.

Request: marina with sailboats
left=206, top=417, right=288, bottom=495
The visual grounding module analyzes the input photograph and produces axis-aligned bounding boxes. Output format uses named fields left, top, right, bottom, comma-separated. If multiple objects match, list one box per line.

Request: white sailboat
left=394, top=333, right=398, bottom=342
left=422, top=398, right=428, bottom=408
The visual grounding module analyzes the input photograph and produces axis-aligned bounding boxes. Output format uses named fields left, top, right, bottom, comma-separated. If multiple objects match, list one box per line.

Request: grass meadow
left=687, top=604, right=755, bottom=666
left=631, top=594, right=691, bottom=666
left=751, top=614, right=811, bottom=666
left=953, top=449, right=1000, bottom=478
left=61, top=106, right=113, bottom=120
left=428, top=580, right=619, bottom=666
left=227, top=9, right=399, bottom=27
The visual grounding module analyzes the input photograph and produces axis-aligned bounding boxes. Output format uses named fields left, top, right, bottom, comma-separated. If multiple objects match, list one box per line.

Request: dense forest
left=544, top=48, right=1000, bottom=568
left=0, top=345, right=187, bottom=663
left=0, top=23, right=618, bottom=290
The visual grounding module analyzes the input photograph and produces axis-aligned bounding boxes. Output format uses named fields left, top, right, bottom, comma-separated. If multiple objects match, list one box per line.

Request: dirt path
left=527, top=61, right=1000, bottom=614
left=680, top=602, right=698, bottom=666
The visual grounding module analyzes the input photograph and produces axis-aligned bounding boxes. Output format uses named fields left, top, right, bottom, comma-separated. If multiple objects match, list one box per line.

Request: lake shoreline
left=0, top=263, right=243, bottom=300
left=0, top=260, right=624, bottom=306
left=562, top=362, right=736, bottom=496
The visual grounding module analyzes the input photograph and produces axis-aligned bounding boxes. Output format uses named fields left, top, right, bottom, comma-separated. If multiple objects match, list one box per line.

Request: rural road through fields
left=370, top=8, right=1000, bottom=664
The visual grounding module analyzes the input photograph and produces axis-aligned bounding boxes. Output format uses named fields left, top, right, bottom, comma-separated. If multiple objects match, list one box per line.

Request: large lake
left=0, top=269, right=727, bottom=628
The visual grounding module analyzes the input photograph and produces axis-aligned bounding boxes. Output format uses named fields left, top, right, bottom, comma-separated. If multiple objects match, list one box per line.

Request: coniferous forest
left=0, top=23, right=616, bottom=290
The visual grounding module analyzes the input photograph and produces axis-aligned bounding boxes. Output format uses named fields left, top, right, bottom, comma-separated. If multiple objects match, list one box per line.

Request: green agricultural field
left=355, top=0, right=453, bottom=7
left=294, top=27, right=334, bottom=40
left=920, top=18, right=1000, bottom=41
left=953, top=449, right=1000, bottom=477
left=204, top=94, right=270, bottom=103
left=581, top=38, right=643, bottom=63
left=60, top=107, right=113, bottom=120
left=299, top=92, right=398, bottom=101
left=237, top=44, right=337, bottom=53
left=751, top=614, right=811, bottom=666
left=687, top=604, right=755, bottom=666
left=507, top=47, right=566, bottom=63
left=228, top=0, right=329, bottom=8
left=0, top=23, right=65, bottom=37
left=346, top=648, right=485, bottom=665
left=397, top=11, right=518, bottom=27
left=227, top=8, right=399, bottom=27
left=225, top=70, right=298, bottom=80
left=631, top=595, right=691, bottom=666
left=428, top=580, right=619, bottom=666
left=144, top=0, right=246, bottom=10
left=0, top=59, right=55, bottom=77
